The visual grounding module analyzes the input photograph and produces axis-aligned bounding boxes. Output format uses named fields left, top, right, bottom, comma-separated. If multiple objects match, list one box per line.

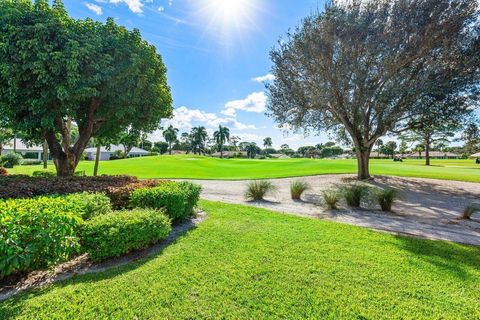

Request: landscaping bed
left=0, top=179, right=202, bottom=283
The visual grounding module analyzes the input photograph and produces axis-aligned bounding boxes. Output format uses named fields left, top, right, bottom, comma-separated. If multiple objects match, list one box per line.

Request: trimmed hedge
left=106, top=179, right=163, bottom=209
left=0, top=175, right=138, bottom=199
left=0, top=197, right=83, bottom=279
left=80, top=209, right=171, bottom=261
left=130, top=182, right=202, bottom=221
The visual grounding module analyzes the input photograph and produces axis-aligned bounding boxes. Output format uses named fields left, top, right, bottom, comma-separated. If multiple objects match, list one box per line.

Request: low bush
left=0, top=175, right=138, bottom=199
left=374, top=187, right=399, bottom=212
left=106, top=179, right=162, bottom=209
left=130, top=182, right=202, bottom=220
left=245, top=180, right=276, bottom=201
left=462, top=203, right=480, bottom=219
left=80, top=209, right=171, bottom=261
left=341, top=184, right=371, bottom=207
left=322, top=189, right=340, bottom=210
left=290, top=180, right=310, bottom=200
left=0, top=167, right=7, bottom=176
left=21, top=159, right=43, bottom=166
left=0, top=197, right=83, bottom=279
left=1, top=152, right=23, bottom=168
left=61, top=192, right=112, bottom=220
left=32, top=170, right=56, bottom=178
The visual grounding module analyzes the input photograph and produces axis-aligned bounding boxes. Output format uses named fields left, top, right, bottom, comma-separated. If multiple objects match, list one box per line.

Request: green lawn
left=9, top=155, right=480, bottom=182
left=1, top=201, right=479, bottom=319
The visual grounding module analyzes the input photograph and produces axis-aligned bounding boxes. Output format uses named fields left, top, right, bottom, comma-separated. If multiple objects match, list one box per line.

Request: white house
left=1, top=139, right=49, bottom=160
left=85, top=145, right=150, bottom=161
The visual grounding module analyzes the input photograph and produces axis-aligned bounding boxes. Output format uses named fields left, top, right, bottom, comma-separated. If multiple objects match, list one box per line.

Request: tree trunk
left=220, top=144, right=224, bottom=158
left=93, top=144, right=101, bottom=176
left=425, top=137, right=431, bottom=166
left=13, top=135, right=16, bottom=153
left=356, top=150, right=371, bottom=180
left=43, top=140, right=48, bottom=169
left=169, top=142, right=172, bottom=155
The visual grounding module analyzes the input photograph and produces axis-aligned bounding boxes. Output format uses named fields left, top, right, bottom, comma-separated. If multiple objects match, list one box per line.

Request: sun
left=196, top=0, right=260, bottom=33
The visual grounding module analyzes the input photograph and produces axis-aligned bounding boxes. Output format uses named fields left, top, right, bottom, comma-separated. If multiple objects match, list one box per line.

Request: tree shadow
left=393, top=234, right=480, bottom=281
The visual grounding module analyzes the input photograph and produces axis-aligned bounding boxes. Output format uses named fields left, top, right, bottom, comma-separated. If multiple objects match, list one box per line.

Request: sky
left=64, top=0, right=327, bottom=149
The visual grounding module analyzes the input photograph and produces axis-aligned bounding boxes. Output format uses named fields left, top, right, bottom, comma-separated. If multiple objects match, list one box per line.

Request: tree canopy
left=267, top=0, right=480, bottom=179
left=0, top=0, right=172, bottom=176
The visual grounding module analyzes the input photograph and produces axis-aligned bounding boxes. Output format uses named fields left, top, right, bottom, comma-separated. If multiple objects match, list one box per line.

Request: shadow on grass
left=393, top=234, right=480, bottom=281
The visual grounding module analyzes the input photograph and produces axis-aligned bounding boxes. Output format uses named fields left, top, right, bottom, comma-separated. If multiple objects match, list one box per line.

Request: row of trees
left=266, top=0, right=480, bottom=179
left=0, top=0, right=173, bottom=176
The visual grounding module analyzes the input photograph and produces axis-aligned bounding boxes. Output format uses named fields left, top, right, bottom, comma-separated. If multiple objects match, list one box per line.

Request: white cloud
left=96, top=0, right=144, bottom=14
left=222, top=92, right=267, bottom=117
left=164, top=106, right=256, bottom=131
left=252, top=73, right=275, bottom=83
left=158, top=6, right=165, bottom=12
left=85, top=2, right=103, bottom=15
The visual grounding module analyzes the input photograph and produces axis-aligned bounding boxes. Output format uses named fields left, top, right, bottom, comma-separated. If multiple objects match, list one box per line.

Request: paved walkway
left=181, top=175, right=480, bottom=246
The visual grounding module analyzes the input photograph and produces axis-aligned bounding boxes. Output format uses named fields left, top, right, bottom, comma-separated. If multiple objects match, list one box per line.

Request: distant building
left=85, top=145, right=150, bottom=161
left=407, top=151, right=460, bottom=159
left=269, top=153, right=290, bottom=159
left=211, top=151, right=247, bottom=158
left=470, top=152, right=480, bottom=158
left=1, top=139, right=49, bottom=160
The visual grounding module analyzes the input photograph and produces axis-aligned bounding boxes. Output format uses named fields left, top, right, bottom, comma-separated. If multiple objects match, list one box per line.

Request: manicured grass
left=9, top=155, right=480, bottom=182
left=1, top=201, right=479, bottom=319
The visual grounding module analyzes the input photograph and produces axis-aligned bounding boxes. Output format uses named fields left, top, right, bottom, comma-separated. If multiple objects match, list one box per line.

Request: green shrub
left=32, top=170, right=56, bottom=178
left=462, top=203, right=480, bottom=219
left=1, top=152, right=23, bottom=168
left=374, top=187, right=399, bottom=212
left=106, top=179, right=162, bottom=209
left=0, top=197, right=83, bottom=279
left=322, top=189, right=340, bottom=210
left=290, top=180, right=310, bottom=200
left=130, top=182, right=202, bottom=221
left=74, top=170, right=86, bottom=177
left=341, top=183, right=371, bottom=207
left=245, top=180, right=276, bottom=201
left=61, top=192, right=112, bottom=220
left=80, top=209, right=171, bottom=261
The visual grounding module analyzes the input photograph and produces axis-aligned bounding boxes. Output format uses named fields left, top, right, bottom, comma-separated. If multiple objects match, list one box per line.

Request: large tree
left=0, top=0, right=172, bottom=176
left=189, top=126, right=208, bottom=155
left=213, top=125, right=230, bottom=158
left=266, top=0, right=480, bottom=179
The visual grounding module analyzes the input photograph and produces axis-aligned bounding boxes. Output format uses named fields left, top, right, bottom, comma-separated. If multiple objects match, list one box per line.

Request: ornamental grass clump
left=341, top=183, right=371, bottom=208
left=245, top=180, right=276, bottom=201
left=462, top=203, right=480, bottom=220
left=322, top=189, right=340, bottom=210
left=374, top=187, right=399, bottom=212
left=290, top=180, right=310, bottom=200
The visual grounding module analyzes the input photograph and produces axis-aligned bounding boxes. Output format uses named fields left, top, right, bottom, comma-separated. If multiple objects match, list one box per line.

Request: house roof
left=3, top=139, right=43, bottom=152
left=407, top=151, right=460, bottom=157
left=85, top=145, right=149, bottom=154
left=470, top=152, right=480, bottom=158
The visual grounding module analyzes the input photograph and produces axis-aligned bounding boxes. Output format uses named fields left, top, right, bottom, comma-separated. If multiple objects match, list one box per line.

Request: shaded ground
left=181, top=175, right=480, bottom=245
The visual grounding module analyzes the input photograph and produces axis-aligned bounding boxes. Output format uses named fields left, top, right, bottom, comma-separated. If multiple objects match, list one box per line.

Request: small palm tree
left=246, top=143, right=260, bottom=159
left=263, top=137, right=273, bottom=153
left=190, top=126, right=208, bottom=155
left=163, top=125, right=179, bottom=155
left=213, top=125, right=230, bottom=158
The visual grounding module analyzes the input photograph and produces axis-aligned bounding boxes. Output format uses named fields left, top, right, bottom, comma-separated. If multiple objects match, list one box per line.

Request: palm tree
left=246, top=143, right=260, bottom=159
left=375, top=139, right=384, bottom=158
left=163, top=125, right=179, bottom=155
left=213, top=125, right=230, bottom=158
left=263, top=137, right=273, bottom=153
left=190, top=126, right=208, bottom=155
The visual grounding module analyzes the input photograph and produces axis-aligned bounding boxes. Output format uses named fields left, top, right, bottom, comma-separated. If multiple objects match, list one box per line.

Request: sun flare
left=197, top=0, right=260, bottom=34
